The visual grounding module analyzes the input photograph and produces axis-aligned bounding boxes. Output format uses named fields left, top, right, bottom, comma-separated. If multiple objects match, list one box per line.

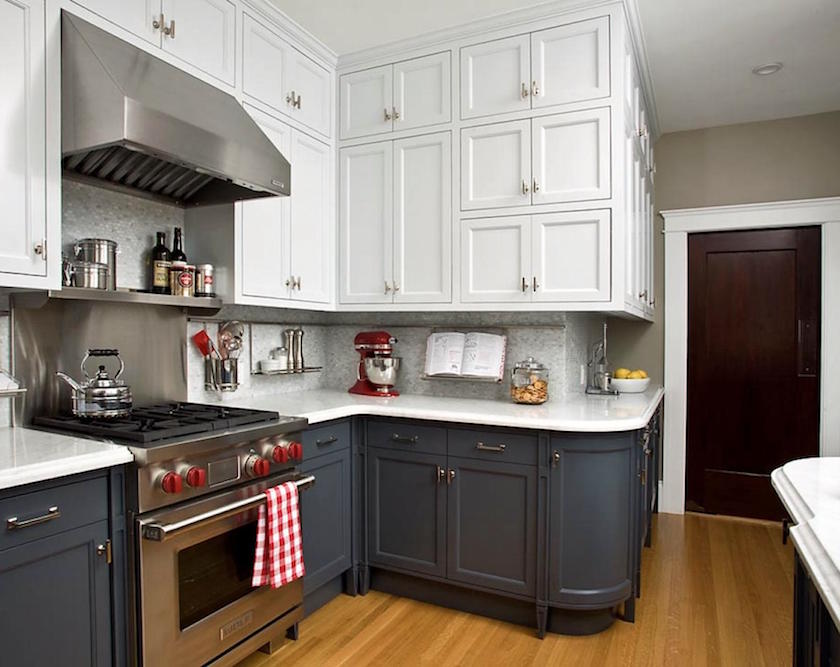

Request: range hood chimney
left=61, top=12, right=290, bottom=207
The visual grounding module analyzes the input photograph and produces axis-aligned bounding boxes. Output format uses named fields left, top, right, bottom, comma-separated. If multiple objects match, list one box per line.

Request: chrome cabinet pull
left=521, top=82, right=529, bottom=98
left=522, top=179, right=529, bottom=195
left=33, top=239, right=46, bottom=260
left=532, top=81, right=540, bottom=97
left=163, top=19, right=175, bottom=38
left=315, top=436, right=338, bottom=446
left=286, top=91, right=296, bottom=106
left=384, top=108, right=392, bottom=121
left=295, top=93, right=302, bottom=109
left=293, top=276, right=301, bottom=290
left=96, top=539, right=112, bottom=564
left=7, top=506, right=61, bottom=530
left=533, top=178, right=540, bottom=193
left=393, top=282, right=400, bottom=292
left=447, top=469, right=456, bottom=485
left=152, top=14, right=164, bottom=30
left=436, top=465, right=445, bottom=484
left=649, top=297, right=656, bottom=307
left=521, top=276, right=528, bottom=293
left=639, top=290, right=648, bottom=300
left=533, top=276, right=539, bottom=292
left=391, top=433, right=418, bottom=444
left=475, top=442, right=506, bottom=453
left=551, top=450, right=560, bottom=468
left=393, top=107, right=400, bottom=120
left=384, top=281, right=392, bottom=294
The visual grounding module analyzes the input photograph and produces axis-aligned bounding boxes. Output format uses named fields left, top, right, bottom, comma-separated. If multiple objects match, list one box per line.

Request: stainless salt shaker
left=293, top=329, right=305, bottom=372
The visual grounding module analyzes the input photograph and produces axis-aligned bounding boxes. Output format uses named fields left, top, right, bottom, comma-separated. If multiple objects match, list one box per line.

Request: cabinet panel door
left=393, top=52, right=451, bottom=131
left=461, top=120, right=531, bottom=210
left=239, top=109, right=291, bottom=300
left=0, top=0, right=46, bottom=278
left=461, top=216, right=531, bottom=303
left=242, top=13, right=291, bottom=116
left=532, top=108, right=610, bottom=204
left=367, top=447, right=446, bottom=577
left=446, top=457, right=537, bottom=597
left=72, top=0, right=159, bottom=44
left=393, top=132, right=451, bottom=303
left=289, top=131, right=331, bottom=304
left=623, top=129, right=639, bottom=308
left=532, top=210, right=611, bottom=302
left=339, top=65, right=393, bottom=139
left=0, top=521, right=112, bottom=666
left=460, top=35, right=530, bottom=119
left=300, top=449, right=352, bottom=595
left=290, top=49, right=332, bottom=137
left=531, top=16, right=610, bottom=108
left=161, top=0, right=236, bottom=85
left=339, top=142, right=394, bottom=303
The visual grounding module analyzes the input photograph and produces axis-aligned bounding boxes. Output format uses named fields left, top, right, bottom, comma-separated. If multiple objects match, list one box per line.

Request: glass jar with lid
left=510, top=357, right=549, bottom=404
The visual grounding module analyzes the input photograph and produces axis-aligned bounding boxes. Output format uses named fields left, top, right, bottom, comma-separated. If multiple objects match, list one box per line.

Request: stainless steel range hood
left=61, top=12, right=290, bottom=207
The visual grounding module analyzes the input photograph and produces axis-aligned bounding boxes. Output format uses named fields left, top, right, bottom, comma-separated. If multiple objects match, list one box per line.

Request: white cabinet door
left=531, top=17, right=610, bottom=108
left=239, top=110, right=292, bottom=300
left=460, top=34, right=530, bottom=119
left=393, top=52, right=451, bottom=131
left=461, top=120, right=531, bottom=210
left=623, top=129, right=640, bottom=307
left=288, top=132, right=331, bottom=303
left=289, top=49, right=332, bottom=137
left=339, top=142, right=394, bottom=303
left=532, top=210, right=610, bottom=302
left=0, top=0, right=46, bottom=279
left=242, top=14, right=291, bottom=115
left=531, top=108, right=610, bottom=204
left=72, top=0, right=160, bottom=44
left=461, top=217, right=530, bottom=303
left=160, top=0, right=236, bottom=85
left=339, top=65, right=393, bottom=140
left=393, top=133, right=451, bottom=303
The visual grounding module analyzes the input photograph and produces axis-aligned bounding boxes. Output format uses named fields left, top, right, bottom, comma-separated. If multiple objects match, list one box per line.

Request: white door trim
left=661, top=196, right=840, bottom=515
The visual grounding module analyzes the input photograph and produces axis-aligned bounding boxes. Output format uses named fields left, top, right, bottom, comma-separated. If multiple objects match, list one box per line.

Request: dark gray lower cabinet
left=447, top=456, right=536, bottom=597
left=794, top=552, right=840, bottom=666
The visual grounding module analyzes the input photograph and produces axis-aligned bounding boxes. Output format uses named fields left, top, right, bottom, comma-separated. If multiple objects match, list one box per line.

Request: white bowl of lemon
left=611, top=368, right=650, bottom=393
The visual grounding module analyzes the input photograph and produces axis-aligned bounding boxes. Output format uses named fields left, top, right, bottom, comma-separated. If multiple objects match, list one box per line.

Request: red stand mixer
left=349, top=331, right=401, bottom=397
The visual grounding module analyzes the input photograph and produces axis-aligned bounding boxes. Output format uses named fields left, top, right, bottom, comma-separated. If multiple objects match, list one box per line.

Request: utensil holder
left=205, top=358, right=239, bottom=392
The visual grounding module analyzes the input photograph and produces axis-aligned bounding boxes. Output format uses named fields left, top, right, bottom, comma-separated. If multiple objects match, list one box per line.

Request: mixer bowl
left=365, top=357, right=401, bottom=387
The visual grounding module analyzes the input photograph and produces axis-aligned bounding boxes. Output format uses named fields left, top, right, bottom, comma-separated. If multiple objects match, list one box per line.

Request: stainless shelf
left=421, top=374, right=502, bottom=384
left=14, top=287, right=223, bottom=313
left=251, top=367, right=323, bottom=377
left=0, top=373, right=26, bottom=427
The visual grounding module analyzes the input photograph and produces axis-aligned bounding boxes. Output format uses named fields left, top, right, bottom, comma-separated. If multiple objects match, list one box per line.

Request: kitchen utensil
left=74, top=238, right=118, bottom=289
left=194, top=264, right=215, bottom=297
left=56, top=349, right=133, bottom=419
left=62, top=254, right=74, bottom=286
left=510, top=357, right=549, bottom=404
left=191, top=330, right=218, bottom=359
left=205, top=358, right=239, bottom=392
left=610, top=377, right=651, bottom=393
left=218, top=321, right=244, bottom=360
left=71, top=260, right=110, bottom=289
left=363, top=357, right=401, bottom=391
left=349, top=331, right=400, bottom=397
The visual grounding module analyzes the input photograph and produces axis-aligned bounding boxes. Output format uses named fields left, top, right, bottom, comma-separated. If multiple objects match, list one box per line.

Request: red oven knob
left=272, top=445, right=289, bottom=464
left=185, top=466, right=207, bottom=488
left=244, top=455, right=270, bottom=478
left=288, top=442, right=303, bottom=461
left=160, top=471, right=183, bottom=494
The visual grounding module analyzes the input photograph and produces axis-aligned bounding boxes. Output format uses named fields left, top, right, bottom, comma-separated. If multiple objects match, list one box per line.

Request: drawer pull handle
left=475, top=442, right=506, bottom=453
left=7, top=505, right=61, bottom=530
left=391, top=434, right=419, bottom=444
left=315, top=436, right=338, bottom=446
left=448, top=469, right=456, bottom=485
left=436, top=465, right=445, bottom=484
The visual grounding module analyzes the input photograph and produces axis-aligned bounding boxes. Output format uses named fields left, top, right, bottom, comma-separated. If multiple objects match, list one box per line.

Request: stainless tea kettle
left=56, top=349, right=133, bottom=419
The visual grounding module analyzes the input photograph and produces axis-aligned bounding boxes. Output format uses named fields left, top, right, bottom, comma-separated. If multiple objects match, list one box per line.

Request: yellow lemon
left=636, top=370, right=648, bottom=379
left=628, top=370, right=644, bottom=379
left=615, top=368, right=631, bottom=379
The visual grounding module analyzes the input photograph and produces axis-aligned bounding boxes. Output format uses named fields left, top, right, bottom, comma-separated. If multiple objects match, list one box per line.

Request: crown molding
left=243, top=0, right=338, bottom=67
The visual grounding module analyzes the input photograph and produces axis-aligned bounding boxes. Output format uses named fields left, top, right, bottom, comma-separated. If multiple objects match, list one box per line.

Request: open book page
left=424, top=332, right=467, bottom=376
left=461, top=333, right=507, bottom=379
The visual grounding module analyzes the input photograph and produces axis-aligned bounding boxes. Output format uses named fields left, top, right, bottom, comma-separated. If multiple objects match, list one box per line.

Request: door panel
left=687, top=228, right=821, bottom=519
left=393, top=132, right=451, bottom=303
left=460, top=34, right=530, bottom=119
left=461, top=120, right=531, bottom=210
left=290, top=49, right=332, bottom=137
left=242, top=14, right=291, bottom=116
left=461, top=216, right=530, bottom=302
left=72, top=0, right=159, bottom=44
left=340, top=65, right=393, bottom=139
left=161, top=0, right=236, bottom=85
left=393, top=52, right=451, bottom=131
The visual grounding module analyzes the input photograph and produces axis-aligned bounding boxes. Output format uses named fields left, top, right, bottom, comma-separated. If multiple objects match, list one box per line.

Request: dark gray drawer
left=302, top=420, right=351, bottom=461
left=366, top=419, right=447, bottom=456
left=447, top=427, right=538, bottom=465
left=0, top=476, right=109, bottom=551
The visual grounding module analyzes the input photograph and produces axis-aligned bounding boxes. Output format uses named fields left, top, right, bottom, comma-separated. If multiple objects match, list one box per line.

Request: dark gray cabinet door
left=367, top=446, right=446, bottom=577
left=446, top=456, right=537, bottom=597
left=300, top=447, right=352, bottom=596
left=549, top=433, right=635, bottom=608
left=0, top=519, right=112, bottom=666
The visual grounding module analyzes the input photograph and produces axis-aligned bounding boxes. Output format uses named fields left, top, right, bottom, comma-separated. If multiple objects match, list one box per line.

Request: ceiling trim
left=245, top=0, right=338, bottom=67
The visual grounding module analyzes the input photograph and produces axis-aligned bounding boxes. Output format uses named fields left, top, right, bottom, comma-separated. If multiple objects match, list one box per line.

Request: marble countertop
left=220, top=387, right=665, bottom=433
left=772, top=458, right=840, bottom=630
left=0, top=427, right=133, bottom=491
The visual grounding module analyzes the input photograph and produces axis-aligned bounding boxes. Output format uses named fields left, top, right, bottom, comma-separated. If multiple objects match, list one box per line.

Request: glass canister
left=510, top=357, right=549, bottom=404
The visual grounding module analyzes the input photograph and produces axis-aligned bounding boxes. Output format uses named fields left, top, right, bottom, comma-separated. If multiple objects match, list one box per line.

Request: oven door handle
left=140, top=475, right=315, bottom=542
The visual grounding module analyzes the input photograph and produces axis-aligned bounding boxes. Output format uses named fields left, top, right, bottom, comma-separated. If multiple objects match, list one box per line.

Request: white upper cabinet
left=460, top=35, right=530, bottom=120
left=461, top=217, right=531, bottom=302
left=393, top=133, right=451, bottom=303
left=340, top=65, right=394, bottom=140
left=393, top=52, right=451, bottom=132
left=289, top=48, right=332, bottom=137
left=531, top=107, right=610, bottom=204
left=530, top=17, right=610, bottom=108
left=160, top=0, right=236, bottom=84
left=339, top=142, right=394, bottom=303
left=0, top=0, right=46, bottom=280
left=531, top=210, right=610, bottom=302
left=461, top=119, right=531, bottom=210
left=72, top=0, right=160, bottom=44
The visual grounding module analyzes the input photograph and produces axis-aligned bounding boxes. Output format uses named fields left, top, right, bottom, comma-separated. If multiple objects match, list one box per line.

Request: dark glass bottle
left=171, top=227, right=187, bottom=263
left=151, top=231, right=171, bottom=294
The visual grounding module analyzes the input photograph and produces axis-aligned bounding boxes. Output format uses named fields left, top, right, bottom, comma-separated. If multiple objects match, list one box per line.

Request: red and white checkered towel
left=252, top=482, right=305, bottom=588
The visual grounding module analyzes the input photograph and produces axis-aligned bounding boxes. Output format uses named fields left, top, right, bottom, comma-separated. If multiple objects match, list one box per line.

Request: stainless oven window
left=178, top=520, right=258, bottom=629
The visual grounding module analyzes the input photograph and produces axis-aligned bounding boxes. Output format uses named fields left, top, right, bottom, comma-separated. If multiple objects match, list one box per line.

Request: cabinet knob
left=522, top=179, right=530, bottom=195
left=436, top=465, right=445, bottom=484
left=393, top=282, right=400, bottom=292
left=152, top=14, right=163, bottom=30
left=447, top=469, right=456, bottom=485
left=163, top=19, right=175, bottom=38
left=96, top=539, right=112, bottom=564
left=384, top=108, right=392, bottom=122
left=649, top=297, right=656, bottom=307
left=533, top=178, right=540, bottom=193
left=532, top=81, right=540, bottom=97
left=393, top=107, right=400, bottom=120
left=638, top=290, right=648, bottom=300
left=551, top=450, right=560, bottom=468
left=384, top=281, right=392, bottom=294
left=521, top=82, right=530, bottom=98
left=33, top=239, right=46, bottom=260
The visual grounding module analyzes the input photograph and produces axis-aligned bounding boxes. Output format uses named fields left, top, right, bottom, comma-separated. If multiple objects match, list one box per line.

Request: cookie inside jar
left=510, top=357, right=549, bottom=405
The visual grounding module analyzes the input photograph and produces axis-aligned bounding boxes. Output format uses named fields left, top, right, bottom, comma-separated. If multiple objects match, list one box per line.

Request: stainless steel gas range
left=35, top=402, right=312, bottom=667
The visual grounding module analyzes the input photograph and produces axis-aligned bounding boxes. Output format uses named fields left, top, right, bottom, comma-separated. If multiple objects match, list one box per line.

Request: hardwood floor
left=237, top=513, right=793, bottom=666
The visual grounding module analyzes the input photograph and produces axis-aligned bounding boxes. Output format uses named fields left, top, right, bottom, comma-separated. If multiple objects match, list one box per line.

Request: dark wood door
left=687, top=227, right=820, bottom=519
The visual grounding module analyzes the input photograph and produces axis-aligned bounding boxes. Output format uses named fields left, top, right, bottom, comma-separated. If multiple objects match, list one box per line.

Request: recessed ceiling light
left=752, top=62, right=783, bottom=76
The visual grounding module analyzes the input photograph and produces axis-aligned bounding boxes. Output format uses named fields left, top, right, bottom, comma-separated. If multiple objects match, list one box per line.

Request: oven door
left=136, top=471, right=314, bottom=667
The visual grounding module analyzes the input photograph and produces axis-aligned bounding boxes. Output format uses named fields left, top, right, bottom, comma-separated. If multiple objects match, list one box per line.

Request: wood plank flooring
left=237, top=513, right=793, bottom=666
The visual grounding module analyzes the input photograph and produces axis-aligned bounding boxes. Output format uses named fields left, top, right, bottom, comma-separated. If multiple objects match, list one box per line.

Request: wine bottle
left=151, top=232, right=171, bottom=294
left=171, top=227, right=187, bottom=263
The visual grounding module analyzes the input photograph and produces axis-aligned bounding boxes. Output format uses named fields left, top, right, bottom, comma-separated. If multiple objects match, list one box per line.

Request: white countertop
left=772, top=458, right=840, bottom=630
left=0, top=427, right=133, bottom=491
left=220, top=387, right=664, bottom=433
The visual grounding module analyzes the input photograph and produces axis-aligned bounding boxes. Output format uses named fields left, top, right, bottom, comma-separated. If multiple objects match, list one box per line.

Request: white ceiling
left=271, top=0, right=840, bottom=133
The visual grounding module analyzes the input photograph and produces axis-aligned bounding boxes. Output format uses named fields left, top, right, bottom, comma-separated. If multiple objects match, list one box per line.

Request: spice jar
left=510, top=357, right=549, bottom=404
